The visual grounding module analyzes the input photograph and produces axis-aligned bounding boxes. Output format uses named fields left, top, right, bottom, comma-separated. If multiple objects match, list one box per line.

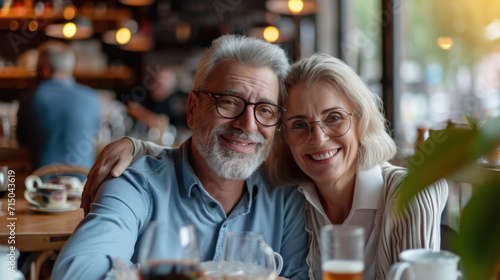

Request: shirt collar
left=298, top=164, right=384, bottom=215
left=351, top=165, right=383, bottom=210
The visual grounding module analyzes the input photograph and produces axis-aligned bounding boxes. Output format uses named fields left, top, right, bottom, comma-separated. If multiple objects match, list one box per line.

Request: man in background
left=17, top=40, right=102, bottom=169
left=127, top=66, right=189, bottom=130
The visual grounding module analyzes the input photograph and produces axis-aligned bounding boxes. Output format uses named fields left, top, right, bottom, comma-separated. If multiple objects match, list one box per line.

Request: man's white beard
left=192, top=124, right=272, bottom=180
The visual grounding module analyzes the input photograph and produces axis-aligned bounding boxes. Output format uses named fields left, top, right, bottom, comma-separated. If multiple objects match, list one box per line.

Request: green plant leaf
left=397, top=128, right=479, bottom=209
left=397, top=116, right=500, bottom=210
left=457, top=177, right=500, bottom=280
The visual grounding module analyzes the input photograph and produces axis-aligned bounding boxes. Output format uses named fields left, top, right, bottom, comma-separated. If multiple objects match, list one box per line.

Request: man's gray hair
left=38, top=41, right=76, bottom=74
left=193, top=34, right=290, bottom=103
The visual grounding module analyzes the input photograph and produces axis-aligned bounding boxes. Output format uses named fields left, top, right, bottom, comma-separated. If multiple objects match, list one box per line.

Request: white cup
left=24, top=175, right=68, bottom=208
left=57, top=176, right=84, bottom=190
left=387, top=249, right=461, bottom=280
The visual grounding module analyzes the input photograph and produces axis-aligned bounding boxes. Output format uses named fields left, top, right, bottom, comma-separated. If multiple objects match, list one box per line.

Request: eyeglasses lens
left=284, top=111, right=352, bottom=144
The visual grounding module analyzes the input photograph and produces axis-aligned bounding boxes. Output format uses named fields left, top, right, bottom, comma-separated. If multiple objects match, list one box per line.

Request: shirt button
left=209, top=202, right=218, bottom=208
left=222, top=223, right=227, bottom=228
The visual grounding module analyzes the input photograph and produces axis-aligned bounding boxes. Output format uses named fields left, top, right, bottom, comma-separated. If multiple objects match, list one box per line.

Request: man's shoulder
left=127, top=148, right=177, bottom=176
left=72, top=83, right=100, bottom=99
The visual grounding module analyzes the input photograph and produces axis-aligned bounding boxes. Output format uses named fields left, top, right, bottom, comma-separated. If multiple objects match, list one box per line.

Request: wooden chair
left=26, top=163, right=89, bottom=280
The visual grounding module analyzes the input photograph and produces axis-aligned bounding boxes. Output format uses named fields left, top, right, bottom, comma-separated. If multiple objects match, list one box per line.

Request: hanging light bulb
left=288, top=0, right=303, bottom=14
left=46, top=18, right=93, bottom=40
left=116, top=28, right=131, bottom=44
left=263, top=26, right=280, bottom=43
left=63, top=22, right=77, bottom=38
left=266, top=0, right=318, bottom=15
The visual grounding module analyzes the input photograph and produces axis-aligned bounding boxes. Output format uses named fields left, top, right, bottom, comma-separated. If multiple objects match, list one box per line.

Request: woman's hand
left=80, top=137, right=135, bottom=216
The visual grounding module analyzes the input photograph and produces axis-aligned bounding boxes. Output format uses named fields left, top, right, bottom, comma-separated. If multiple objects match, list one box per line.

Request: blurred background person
left=127, top=66, right=189, bottom=130
left=17, top=40, right=102, bottom=169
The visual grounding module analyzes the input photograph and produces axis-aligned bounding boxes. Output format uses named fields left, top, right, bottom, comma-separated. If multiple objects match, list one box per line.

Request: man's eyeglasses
left=197, top=90, right=286, bottom=127
left=281, top=110, right=354, bottom=145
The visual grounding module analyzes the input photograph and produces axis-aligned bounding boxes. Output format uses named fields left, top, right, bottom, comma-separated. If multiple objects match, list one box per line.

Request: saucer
left=28, top=203, right=79, bottom=214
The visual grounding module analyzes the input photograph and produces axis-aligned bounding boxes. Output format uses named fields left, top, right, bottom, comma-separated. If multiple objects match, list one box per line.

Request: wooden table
left=0, top=197, right=83, bottom=251
left=0, top=197, right=84, bottom=280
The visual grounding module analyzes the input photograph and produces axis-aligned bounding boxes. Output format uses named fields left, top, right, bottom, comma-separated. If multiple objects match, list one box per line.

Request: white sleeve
left=126, top=137, right=166, bottom=161
left=377, top=175, right=448, bottom=279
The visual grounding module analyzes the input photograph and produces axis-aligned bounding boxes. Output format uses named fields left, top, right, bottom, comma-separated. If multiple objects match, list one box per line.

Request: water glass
left=320, top=225, right=365, bottom=280
left=221, top=231, right=283, bottom=280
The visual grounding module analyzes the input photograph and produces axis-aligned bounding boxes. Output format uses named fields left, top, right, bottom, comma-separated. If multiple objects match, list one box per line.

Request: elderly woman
left=264, top=53, right=448, bottom=279
left=81, top=53, right=448, bottom=280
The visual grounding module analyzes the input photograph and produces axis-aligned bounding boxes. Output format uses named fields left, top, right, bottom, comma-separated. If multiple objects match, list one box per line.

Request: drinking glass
left=221, top=231, right=283, bottom=280
left=138, top=222, right=201, bottom=280
left=320, top=225, right=365, bottom=280
left=0, top=166, right=9, bottom=216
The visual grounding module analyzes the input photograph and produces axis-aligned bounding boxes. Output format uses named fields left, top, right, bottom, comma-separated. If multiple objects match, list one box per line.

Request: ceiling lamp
left=437, top=37, right=453, bottom=50
left=263, top=26, right=280, bottom=43
left=103, top=27, right=132, bottom=45
left=266, top=0, right=319, bottom=15
left=248, top=26, right=292, bottom=44
left=118, top=0, right=154, bottom=6
left=45, top=18, right=94, bottom=40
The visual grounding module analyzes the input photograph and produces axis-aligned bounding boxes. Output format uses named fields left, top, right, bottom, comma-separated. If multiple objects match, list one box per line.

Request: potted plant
left=397, top=116, right=500, bottom=280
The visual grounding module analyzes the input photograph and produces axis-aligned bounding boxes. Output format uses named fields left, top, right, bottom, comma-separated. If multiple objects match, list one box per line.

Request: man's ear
left=186, top=90, right=199, bottom=128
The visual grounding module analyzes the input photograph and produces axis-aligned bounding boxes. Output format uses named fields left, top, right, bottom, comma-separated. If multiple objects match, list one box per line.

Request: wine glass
left=221, top=231, right=283, bottom=280
left=138, top=221, right=201, bottom=280
left=0, top=166, right=9, bottom=216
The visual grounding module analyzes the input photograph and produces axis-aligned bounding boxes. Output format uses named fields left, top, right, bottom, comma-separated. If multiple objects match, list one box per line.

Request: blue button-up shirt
left=32, top=78, right=101, bottom=168
left=53, top=139, right=309, bottom=279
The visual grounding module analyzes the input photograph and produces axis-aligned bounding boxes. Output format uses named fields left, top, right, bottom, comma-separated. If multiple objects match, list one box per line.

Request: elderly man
left=53, top=34, right=309, bottom=279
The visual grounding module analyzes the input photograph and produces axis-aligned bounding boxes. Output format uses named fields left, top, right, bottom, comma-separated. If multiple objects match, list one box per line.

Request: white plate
left=28, top=204, right=80, bottom=214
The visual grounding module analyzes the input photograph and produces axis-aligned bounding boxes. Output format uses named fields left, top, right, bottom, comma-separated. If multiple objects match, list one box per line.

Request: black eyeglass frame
left=196, top=90, right=286, bottom=127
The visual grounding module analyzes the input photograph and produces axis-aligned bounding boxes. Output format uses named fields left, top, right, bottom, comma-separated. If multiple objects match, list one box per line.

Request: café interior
left=0, top=0, right=499, bottom=279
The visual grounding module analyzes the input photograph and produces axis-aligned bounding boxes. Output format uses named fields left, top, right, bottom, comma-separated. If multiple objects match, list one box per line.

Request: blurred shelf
left=448, top=161, right=500, bottom=186
left=0, top=8, right=132, bottom=31
left=0, top=65, right=135, bottom=89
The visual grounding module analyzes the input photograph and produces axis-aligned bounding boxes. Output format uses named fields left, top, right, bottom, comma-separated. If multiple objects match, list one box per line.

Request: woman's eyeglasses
left=281, top=110, right=354, bottom=145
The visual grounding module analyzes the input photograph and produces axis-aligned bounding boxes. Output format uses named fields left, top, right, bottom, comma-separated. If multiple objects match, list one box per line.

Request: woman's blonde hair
left=264, top=53, right=396, bottom=186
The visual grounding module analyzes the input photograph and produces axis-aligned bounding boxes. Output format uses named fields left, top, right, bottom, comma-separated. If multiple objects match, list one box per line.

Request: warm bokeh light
left=263, top=26, right=280, bottom=43
left=28, top=20, right=38, bottom=32
left=63, top=22, right=77, bottom=38
left=288, top=0, right=304, bottom=14
left=116, top=28, right=131, bottom=44
left=437, top=36, right=454, bottom=50
left=176, top=22, right=191, bottom=42
left=63, top=5, right=76, bottom=20
left=9, top=21, right=19, bottom=31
